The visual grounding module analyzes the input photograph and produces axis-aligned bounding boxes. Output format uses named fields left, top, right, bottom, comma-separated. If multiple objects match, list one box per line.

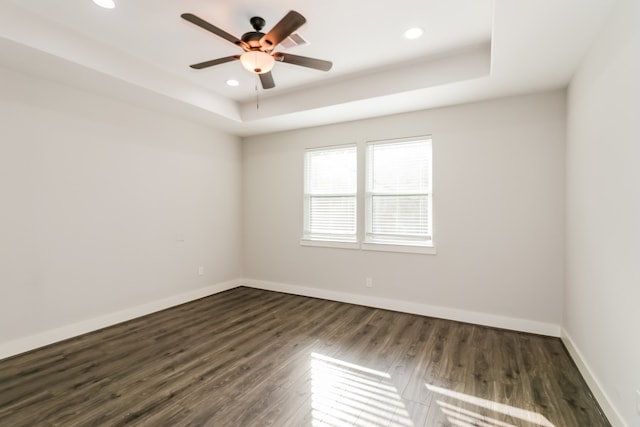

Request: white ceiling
left=0, top=0, right=615, bottom=136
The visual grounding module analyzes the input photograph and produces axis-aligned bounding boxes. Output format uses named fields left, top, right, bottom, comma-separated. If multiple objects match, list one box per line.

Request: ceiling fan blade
left=274, top=53, right=332, bottom=71
left=181, top=13, right=246, bottom=50
left=259, top=72, right=276, bottom=89
left=189, top=56, right=240, bottom=70
left=260, top=11, right=306, bottom=50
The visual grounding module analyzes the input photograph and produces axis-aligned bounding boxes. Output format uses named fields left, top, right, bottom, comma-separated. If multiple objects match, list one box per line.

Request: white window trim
left=299, top=239, right=361, bottom=250
left=361, top=242, right=436, bottom=255
left=301, top=238, right=436, bottom=254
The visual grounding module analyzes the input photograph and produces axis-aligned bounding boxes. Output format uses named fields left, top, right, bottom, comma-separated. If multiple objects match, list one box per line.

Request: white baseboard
left=241, top=279, right=561, bottom=337
left=0, top=279, right=241, bottom=361
left=561, top=329, right=627, bottom=427
left=0, top=278, right=561, bottom=361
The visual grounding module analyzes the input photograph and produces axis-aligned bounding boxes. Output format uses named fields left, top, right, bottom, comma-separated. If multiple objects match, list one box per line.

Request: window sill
left=300, top=239, right=436, bottom=254
left=300, top=239, right=360, bottom=250
left=361, top=242, right=436, bottom=255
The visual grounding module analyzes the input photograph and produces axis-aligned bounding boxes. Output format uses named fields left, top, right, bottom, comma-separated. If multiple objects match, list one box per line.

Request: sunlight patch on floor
left=426, top=383, right=555, bottom=427
left=311, top=352, right=413, bottom=426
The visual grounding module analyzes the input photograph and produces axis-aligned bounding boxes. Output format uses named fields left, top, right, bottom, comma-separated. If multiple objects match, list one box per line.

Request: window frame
left=364, top=137, right=434, bottom=250
left=300, top=137, right=436, bottom=255
left=301, top=144, right=358, bottom=246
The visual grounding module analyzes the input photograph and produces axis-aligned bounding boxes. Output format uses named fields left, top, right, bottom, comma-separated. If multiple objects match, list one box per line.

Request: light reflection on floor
left=308, top=353, right=556, bottom=427
left=310, top=352, right=412, bottom=426
left=426, top=383, right=556, bottom=427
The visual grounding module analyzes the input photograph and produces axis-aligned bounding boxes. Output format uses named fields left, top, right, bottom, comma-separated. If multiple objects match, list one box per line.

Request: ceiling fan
left=181, top=10, right=333, bottom=89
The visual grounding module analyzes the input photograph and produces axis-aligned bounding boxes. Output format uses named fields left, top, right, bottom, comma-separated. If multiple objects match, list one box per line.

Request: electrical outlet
left=198, top=266, right=204, bottom=276
left=365, top=277, right=373, bottom=288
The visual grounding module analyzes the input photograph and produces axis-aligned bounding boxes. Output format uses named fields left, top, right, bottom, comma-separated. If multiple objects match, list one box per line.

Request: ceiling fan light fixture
left=92, top=0, right=115, bottom=9
left=404, top=27, right=424, bottom=40
left=240, top=51, right=275, bottom=74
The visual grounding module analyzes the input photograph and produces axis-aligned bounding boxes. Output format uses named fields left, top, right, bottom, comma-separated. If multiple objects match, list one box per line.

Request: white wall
left=243, top=91, right=566, bottom=334
left=0, top=66, right=243, bottom=353
left=565, top=0, right=640, bottom=425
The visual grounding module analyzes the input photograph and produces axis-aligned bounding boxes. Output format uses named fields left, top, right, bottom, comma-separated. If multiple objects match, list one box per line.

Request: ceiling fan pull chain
left=255, top=79, right=260, bottom=110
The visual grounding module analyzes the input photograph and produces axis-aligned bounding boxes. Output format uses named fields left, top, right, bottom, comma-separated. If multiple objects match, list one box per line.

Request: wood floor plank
left=0, top=287, right=610, bottom=426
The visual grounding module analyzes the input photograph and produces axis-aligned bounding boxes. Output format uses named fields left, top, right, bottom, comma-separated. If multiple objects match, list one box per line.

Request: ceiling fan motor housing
left=241, top=31, right=266, bottom=50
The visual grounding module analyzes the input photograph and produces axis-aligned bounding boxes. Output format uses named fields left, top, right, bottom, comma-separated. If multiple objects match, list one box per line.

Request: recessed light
left=93, top=0, right=115, bottom=9
left=226, top=79, right=240, bottom=87
left=404, top=27, right=424, bottom=40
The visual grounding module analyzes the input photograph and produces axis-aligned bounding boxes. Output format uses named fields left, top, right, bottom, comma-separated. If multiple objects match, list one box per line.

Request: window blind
left=366, top=138, right=432, bottom=245
left=303, top=145, right=357, bottom=242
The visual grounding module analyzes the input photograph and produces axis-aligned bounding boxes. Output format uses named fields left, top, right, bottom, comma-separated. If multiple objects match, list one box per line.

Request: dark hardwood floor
left=0, top=287, right=609, bottom=426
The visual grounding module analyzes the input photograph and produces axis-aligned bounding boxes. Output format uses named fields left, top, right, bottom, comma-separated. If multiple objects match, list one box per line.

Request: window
left=365, top=138, right=432, bottom=247
left=302, top=137, right=433, bottom=253
left=303, top=145, right=357, bottom=243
